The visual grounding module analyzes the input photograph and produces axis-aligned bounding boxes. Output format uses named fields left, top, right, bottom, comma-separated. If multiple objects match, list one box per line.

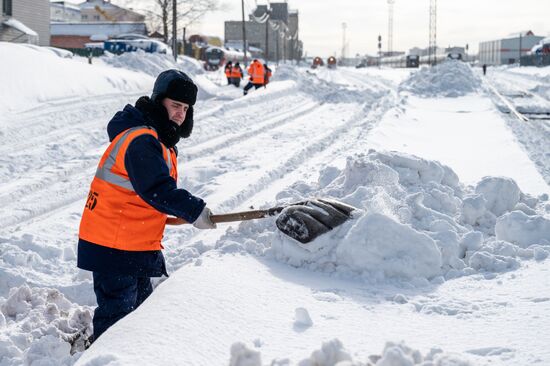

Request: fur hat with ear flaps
left=150, top=69, right=197, bottom=140
left=151, top=69, right=197, bottom=106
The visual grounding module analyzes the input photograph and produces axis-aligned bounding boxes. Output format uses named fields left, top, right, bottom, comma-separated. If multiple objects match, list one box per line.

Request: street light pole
left=241, top=0, right=247, bottom=66
left=518, top=32, right=522, bottom=65
left=265, top=11, right=269, bottom=62
left=172, top=0, right=177, bottom=61
left=276, top=28, right=279, bottom=66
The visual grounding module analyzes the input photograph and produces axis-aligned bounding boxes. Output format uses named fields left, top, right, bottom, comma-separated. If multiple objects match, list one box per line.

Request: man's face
left=162, top=97, right=189, bottom=126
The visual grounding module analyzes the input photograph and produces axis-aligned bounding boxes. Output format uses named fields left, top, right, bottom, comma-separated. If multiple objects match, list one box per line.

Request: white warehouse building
left=479, top=30, right=543, bottom=65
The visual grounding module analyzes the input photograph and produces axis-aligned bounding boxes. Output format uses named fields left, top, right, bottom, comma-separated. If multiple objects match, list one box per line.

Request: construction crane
left=387, top=0, right=394, bottom=55
left=428, top=0, right=437, bottom=65
left=94, top=5, right=115, bottom=22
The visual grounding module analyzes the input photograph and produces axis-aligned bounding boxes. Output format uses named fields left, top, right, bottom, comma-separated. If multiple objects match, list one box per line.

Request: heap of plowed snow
left=273, top=65, right=387, bottom=103
left=400, top=61, right=481, bottom=97
left=218, top=150, right=550, bottom=283
left=100, top=50, right=205, bottom=77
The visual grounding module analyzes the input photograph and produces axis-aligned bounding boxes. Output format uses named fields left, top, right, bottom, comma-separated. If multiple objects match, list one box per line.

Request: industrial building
left=50, top=21, right=147, bottom=50
left=1, top=0, right=50, bottom=45
left=79, top=0, right=144, bottom=22
left=50, top=2, right=81, bottom=23
left=479, top=31, right=544, bottom=65
left=50, top=0, right=147, bottom=51
left=224, top=2, right=302, bottom=62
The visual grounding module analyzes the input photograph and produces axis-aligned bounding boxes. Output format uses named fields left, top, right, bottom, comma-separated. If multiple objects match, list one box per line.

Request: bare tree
left=115, top=0, right=220, bottom=44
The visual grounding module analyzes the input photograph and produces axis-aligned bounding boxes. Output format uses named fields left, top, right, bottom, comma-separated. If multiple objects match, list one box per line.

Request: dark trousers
left=92, top=272, right=153, bottom=340
left=243, top=82, right=262, bottom=95
left=231, top=78, right=241, bottom=87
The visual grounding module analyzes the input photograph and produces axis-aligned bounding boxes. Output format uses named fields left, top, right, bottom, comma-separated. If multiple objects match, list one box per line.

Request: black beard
left=135, top=96, right=180, bottom=148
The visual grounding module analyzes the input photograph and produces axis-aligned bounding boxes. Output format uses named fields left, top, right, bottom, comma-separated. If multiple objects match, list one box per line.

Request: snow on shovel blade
left=275, top=198, right=356, bottom=244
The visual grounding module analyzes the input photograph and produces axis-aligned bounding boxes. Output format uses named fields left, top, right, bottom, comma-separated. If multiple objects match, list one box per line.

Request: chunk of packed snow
left=229, top=342, right=262, bottom=366
left=475, top=177, right=520, bottom=217
left=294, top=307, right=313, bottom=328
left=495, top=211, right=550, bottom=247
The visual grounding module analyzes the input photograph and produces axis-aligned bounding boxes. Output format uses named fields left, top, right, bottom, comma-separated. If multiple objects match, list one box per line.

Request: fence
left=520, top=54, right=550, bottom=67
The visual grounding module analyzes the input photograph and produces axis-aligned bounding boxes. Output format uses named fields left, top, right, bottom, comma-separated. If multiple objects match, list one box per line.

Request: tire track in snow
left=0, top=94, right=318, bottom=229
left=185, top=89, right=393, bottom=216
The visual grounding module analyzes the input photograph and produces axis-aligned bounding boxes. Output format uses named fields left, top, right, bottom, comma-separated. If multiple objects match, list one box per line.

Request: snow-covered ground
left=0, top=42, right=549, bottom=366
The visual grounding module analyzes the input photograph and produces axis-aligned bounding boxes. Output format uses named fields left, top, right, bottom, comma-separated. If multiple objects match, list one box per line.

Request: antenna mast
left=428, top=0, right=437, bottom=65
left=387, top=0, right=394, bottom=55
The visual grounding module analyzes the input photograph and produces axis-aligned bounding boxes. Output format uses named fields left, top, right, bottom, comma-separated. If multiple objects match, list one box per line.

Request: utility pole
left=428, top=0, right=437, bottom=66
left=241, top=0, right=247, bottom=66
left=518, top=32, right=522, bottom=65
left=387, top=0, right=394, bottom=55
left=182, top=27, right=186, bottom=56
left=172, top=0, right=177, bottom=61
left=276, top=28, right=280, bottom=65
left=283, top=27, right=286, bottom=63
left=341, top=22, right=347, bottom=61
left=265, top=10, right=270, bottom=62
left=378, top=34, right=382, bottom=67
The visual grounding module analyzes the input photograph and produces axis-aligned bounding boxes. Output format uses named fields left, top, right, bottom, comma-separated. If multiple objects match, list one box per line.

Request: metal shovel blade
left=275, top=198, right=356, bottom=244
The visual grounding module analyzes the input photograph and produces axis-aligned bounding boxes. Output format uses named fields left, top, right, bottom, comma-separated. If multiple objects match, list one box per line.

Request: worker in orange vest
left=243, top=59, right=265, bottom=95
left=78, top=69, right=216, bottom=342
left=224, top=61, right=233, bottom=85
left=230, top=62, right=243, bottom=87
left=263, top=63, right=272, bottom=87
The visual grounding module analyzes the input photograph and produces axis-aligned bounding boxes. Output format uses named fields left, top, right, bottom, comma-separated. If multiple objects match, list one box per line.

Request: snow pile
left=99, top=50, right=218, bottom=100
left=0, top=42, right=152, bottom=113
left=218, top=150, right=549, bottom=283
left=400, top=61, right=481, bottom=97
left=273, top=65, right=387, bottom=103
left=0, top=285, right=92, bottom=364
left=100, top=50, right=204, bottom=77
left=229, top=339, right=472, bottom=366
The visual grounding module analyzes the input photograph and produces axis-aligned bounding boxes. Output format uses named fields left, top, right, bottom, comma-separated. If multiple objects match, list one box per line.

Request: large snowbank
left=0, top=42, right=152, bottom=113
left=400, top=61, right=481, bottom=97
left=218, top=150, right=550, bottom=282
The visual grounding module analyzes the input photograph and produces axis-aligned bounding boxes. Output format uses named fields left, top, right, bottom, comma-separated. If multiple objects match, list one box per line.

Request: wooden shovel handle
left=166, top=206, right=286, bottom=226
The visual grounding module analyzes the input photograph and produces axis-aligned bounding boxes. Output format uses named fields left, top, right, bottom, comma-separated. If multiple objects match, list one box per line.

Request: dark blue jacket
left=77, top=103, right=205, bottom=277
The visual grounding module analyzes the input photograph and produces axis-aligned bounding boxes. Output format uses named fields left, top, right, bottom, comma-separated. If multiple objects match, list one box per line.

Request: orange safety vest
left=224, top=65, right=232, bottom=77
left=248, top=62, right=265, bottom=84
left=230, top=67, right=242, bottom=79
left=79, top=126, right=178, bottom=251
left=264, top=68, right=272, bottom=84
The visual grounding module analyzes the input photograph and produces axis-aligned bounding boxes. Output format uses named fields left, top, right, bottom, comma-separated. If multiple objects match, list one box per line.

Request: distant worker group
left=224, top=59, right=272, bottom=96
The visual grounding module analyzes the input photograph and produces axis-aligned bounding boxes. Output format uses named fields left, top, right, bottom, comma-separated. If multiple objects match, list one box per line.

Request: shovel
left=166, top=198, right=356, bottom=244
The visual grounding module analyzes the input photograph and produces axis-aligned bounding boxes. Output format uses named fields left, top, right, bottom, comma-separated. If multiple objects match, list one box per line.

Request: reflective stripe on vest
left=95, top=126, right=173, bottom=191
